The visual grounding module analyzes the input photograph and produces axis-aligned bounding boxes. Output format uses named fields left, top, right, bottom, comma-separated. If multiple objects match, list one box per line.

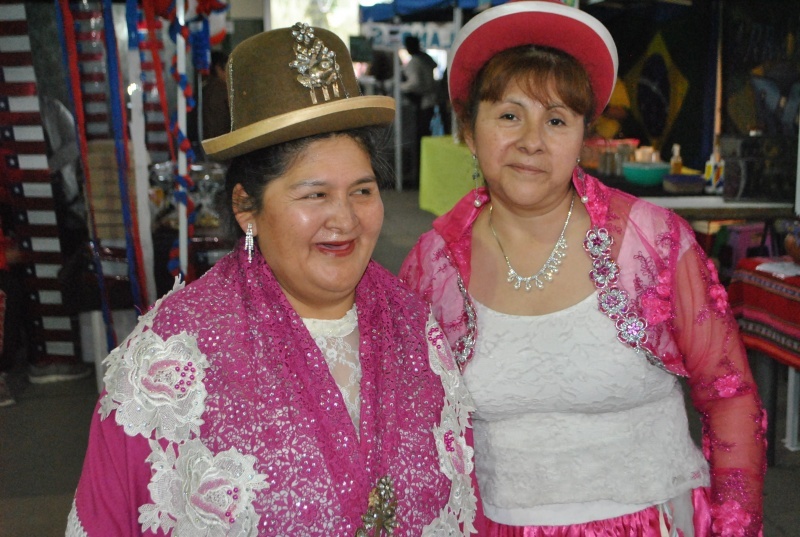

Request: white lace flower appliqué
left=101, top=330, right=209, bottom=443
left=423, top=318, right=477, bottom=536
left=139, top=439, right=268, bottom=537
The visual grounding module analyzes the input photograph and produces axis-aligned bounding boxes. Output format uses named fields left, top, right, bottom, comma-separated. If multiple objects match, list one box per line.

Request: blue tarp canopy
left=360, top=1, right=498, bottom=22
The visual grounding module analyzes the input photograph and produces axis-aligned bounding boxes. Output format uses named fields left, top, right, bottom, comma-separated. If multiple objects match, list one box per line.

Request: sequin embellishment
left=453, top=274, right=477, bottom=370
left=584, top=227, right=669, bottom=371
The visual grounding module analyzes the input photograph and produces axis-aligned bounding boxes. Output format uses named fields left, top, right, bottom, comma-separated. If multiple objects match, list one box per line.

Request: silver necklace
left=488, top=193, right=574, bottom=291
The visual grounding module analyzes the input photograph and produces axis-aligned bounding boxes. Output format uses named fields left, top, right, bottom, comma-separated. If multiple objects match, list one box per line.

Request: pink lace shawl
left=399, top=169, right=766, bottom=537
left=73, top=243, right=456, bottom=535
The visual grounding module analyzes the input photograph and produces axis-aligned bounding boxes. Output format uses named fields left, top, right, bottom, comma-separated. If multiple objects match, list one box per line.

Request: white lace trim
left=138, top=439, right=269, bottom=537
left=422, top=314, right=478, bottom=536
left=302, top=303, right=358, bottom=337
left=65, top=499, right=89, bottom=537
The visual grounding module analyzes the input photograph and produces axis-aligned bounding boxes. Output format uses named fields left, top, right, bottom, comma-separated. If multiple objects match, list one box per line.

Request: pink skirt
left=483, top=488, right=712, bottom=537
left=485, top=505, right=670, bottom=537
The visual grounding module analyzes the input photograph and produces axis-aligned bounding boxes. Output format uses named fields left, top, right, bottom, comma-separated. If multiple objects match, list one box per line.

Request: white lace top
left=303, top=305, right=362, bottom=434
left=462, top=293, right=709, bottom=526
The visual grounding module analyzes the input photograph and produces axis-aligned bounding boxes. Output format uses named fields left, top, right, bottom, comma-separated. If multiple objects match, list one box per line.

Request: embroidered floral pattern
left=710, top=500, right=751, bottom=537
left=703, top=258, right=731, bottom=316
left=641, top=293, right=671, bottom=325
left=102, top=330, right=209, bottom=443
left=714, top=373, right=742, bottom=397
left=640, top=271, right=672, bottom=325
left=139, top=439, right=268, bottom=537
left=709, top=283, right=729, bottom=315
left=424, top=319, right=477, bottom=536
left=583, top=227, right=668, bottom=371
left=94, top=277, right=269, bottom=537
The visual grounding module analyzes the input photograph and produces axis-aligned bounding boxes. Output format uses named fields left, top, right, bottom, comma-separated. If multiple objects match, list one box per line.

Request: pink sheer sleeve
left=399, top=239, right=425, bottom=294
left=673, top=241, right=766, bottom=537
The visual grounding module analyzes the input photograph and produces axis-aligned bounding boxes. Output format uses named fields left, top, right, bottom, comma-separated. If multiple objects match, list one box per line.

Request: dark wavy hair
left=220, top=126, right=393, bottom=238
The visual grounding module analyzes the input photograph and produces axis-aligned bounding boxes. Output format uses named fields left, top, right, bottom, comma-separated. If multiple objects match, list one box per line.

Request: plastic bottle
left=703, top=153, right=716, bottom=194
left=703, top=137, right=725, bottom=194
left=670, top=143, right=683, bottom=174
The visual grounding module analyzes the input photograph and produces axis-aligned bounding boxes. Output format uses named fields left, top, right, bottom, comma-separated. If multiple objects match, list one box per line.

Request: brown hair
left=455, top=45, right=595, bottom=139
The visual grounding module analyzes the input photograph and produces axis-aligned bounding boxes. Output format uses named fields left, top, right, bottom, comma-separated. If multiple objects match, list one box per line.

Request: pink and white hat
left=448, top=0, right=618, bottom=118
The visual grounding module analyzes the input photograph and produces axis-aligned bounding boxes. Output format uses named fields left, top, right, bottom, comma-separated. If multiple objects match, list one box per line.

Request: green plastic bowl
left=621, top=161, right=670, bottom=187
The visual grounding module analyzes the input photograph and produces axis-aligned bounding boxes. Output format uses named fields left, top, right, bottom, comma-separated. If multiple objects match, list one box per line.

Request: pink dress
left=400, top=169, right=766, bottom=537
left=66, top=242, right=476, bottom=536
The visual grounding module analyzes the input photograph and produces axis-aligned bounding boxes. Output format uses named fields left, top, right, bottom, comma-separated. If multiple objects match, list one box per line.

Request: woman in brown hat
left=401, top=2, right=765, bottom=536
left=66, top=23, right=475, bottom=536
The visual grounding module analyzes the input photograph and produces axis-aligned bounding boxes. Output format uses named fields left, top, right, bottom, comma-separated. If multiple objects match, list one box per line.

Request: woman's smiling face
left=237, top=135, right=384, bottom=318
left=466, top=77, right=586, bottom=212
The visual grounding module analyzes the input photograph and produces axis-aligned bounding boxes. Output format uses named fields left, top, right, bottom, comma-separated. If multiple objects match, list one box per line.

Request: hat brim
left=448, top=1, right=618, bottom=118
left=202, top=95, right=395, bottom=161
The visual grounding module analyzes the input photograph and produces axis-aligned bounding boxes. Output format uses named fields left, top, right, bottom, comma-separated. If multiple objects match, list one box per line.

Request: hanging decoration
left=166, top=108, right=197, bottom=278
left=140, top=0, right=177, bottom=163
left=165, top=4, right=197, bottom=280
left=193, top=0, right=228, bottom=46
left=100, top=0, right=150, bottom=311
left=125, top=0, right=158, bottom=305
left=161, top=0, right=228, bottom=280
left=55, top=0, right=115, bottom=351
left=126, top=0, right=228, bottom=282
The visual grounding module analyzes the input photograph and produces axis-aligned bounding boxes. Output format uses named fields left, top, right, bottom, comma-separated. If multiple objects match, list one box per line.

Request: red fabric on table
left=728, top=256, right=800, bottom=369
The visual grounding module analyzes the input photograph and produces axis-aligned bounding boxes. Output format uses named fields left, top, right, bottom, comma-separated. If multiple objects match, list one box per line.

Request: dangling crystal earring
left=472, top=154, right=483, bottom=208
left=245, top=223, right=254, bottom=263
left=576, top=163, right=589, bottom=204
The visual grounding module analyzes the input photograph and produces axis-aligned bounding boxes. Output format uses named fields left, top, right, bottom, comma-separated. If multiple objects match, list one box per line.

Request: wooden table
left=728, top=256, right=800, bottom=465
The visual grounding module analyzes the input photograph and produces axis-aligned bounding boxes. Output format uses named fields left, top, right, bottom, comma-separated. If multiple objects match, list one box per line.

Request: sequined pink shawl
left=69, top=243, right=463, bottom=536
left=400, top=169, right=766, bottom=537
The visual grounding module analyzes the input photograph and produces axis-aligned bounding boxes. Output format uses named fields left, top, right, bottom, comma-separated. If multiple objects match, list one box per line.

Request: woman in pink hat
left=400, top=2, right=765, bottom=536
left=66, top=23, right=475, bottom=536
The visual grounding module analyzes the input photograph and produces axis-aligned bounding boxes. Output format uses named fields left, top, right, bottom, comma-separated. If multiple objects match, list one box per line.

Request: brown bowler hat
left=202, top=23, right=395, bottom=161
